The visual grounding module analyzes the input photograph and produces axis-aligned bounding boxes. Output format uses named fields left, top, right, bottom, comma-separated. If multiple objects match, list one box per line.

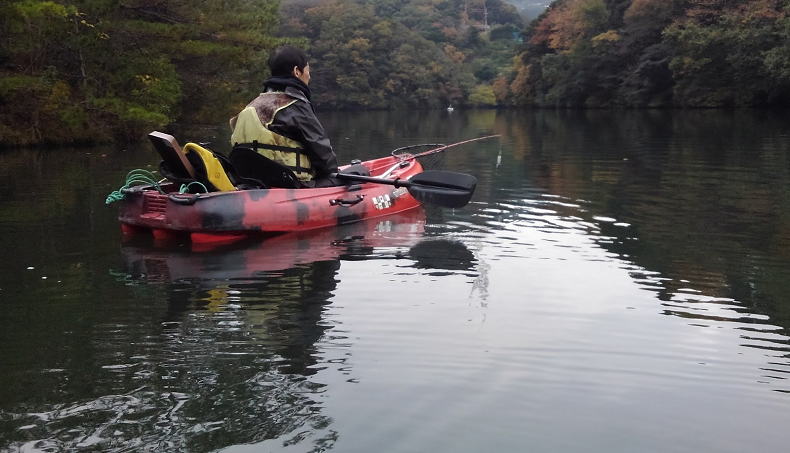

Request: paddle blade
left=406, top=171, right=477, bottom=208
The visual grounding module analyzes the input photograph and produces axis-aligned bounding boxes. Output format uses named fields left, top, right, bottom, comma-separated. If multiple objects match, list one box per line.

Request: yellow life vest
left=230, top=93, right=314, bottom=182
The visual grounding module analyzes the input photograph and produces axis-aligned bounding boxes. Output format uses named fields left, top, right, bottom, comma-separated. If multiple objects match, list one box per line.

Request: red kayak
left=119, top=155, right=430, bottom=243
left=114, top=132, right=477, bottom=244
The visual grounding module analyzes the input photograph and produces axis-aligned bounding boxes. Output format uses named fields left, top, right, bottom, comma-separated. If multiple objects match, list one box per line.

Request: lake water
left=1, top=109, right=790, bottom=452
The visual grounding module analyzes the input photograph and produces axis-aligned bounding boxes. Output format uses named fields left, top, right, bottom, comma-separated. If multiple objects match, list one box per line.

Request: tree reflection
left=0, top=211, right=407, bottom=451
left=492, top=109, right=790, bottom=329
left=1, top=207, right=481, bottom=452
left=118, top=211, right=429, bottom=451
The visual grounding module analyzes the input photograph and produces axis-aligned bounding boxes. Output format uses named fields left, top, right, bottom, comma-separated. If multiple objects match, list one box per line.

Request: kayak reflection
left=121, top=209, right=430, bottom=378
left=61, top=209, right=433, bottom=452
left=5, top=210, right=482, bottom=452
left=110, top=207, right=475, bottom=452
left=121, top=208, right=429, bottom=282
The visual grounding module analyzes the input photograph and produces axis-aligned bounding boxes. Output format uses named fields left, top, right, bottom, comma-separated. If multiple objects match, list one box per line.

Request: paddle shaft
left=332, top=173, right=418, bottom=189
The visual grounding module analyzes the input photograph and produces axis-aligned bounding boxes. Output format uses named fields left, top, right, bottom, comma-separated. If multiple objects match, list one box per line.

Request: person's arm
left=276, top=102, right=339, bottom=177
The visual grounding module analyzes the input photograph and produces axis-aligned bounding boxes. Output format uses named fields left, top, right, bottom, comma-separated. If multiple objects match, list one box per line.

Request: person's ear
left=293, top=66, right=301, bottom=77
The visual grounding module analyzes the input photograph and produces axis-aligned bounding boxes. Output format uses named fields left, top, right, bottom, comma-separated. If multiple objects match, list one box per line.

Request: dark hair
left=268, top=46, right=308, bottom=77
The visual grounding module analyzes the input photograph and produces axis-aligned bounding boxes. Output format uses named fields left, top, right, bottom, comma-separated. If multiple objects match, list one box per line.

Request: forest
left=509, top=0, right=790, bottom=108
left=1, top=0, right=789, bottom=146
left=0, top=0, right=523, bottom=145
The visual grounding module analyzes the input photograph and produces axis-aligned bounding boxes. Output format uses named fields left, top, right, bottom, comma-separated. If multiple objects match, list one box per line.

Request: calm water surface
left=1, top=109, right=790, bottom=452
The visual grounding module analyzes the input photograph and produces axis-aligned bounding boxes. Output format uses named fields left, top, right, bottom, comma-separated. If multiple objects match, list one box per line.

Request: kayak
left=118, top=154, right=426, bottom=244
left=113, top=131, right=481, bottom=245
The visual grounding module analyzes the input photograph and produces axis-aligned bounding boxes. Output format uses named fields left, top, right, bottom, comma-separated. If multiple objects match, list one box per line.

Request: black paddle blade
left=409, top=171, right=477, bottom=191
left=406, top=171, right=477, bottom=208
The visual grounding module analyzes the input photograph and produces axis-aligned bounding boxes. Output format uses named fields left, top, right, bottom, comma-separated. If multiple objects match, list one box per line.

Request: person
left=229, top=46, right=340, bottom=187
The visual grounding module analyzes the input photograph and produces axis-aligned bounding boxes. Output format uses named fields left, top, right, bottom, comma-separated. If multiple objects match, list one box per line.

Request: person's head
left=268, top=46, right=310, bottom=85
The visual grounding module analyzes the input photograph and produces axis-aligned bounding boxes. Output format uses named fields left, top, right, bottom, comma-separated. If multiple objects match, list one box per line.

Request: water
left=1, top=109, right=790, bottom=452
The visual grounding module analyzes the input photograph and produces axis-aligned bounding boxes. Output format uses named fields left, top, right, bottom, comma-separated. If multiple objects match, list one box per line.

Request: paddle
left=331, top=170, right=477, bottom=208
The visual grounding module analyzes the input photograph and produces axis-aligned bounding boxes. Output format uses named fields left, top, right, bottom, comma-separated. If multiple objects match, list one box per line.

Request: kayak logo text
left=372, top=194, right=392, bottom=210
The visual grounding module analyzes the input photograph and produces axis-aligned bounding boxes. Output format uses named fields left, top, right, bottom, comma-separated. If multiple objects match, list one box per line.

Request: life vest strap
left=235, top=141, right=309, bottom=175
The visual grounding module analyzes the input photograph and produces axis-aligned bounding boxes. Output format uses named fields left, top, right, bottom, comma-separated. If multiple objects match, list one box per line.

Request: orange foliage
left=735, top=0, right=786, bottom=22
left=686, top=0, right=737, bottom=24
left=623, top=0, right=676, bottom=24
left=492, top=76, right=510, bottom=103
left=442, top=26, right=459, bottom=40
left=509, top=63, right=530, bottom=97
left=527, top=0, right=599, bottom=52
left=444, top=44, right=466, bottom=64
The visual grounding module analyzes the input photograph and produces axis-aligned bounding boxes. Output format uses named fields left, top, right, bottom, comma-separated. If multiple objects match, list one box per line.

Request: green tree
left=468, top=84, right=496, bottom=105
left=0, top=0, right=283, bottom=146
left=298, top=0, right=479, bottom=108
left=664, top=8, right=782, bottom=106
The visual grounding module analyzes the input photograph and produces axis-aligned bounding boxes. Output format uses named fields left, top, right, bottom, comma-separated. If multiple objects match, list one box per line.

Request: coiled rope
left=105, top=169, right=165, bottom=204
left=106, top=170, right=211, bottom=204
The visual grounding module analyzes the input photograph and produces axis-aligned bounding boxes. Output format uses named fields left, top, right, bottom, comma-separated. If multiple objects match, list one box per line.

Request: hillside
left=281, top=0, right=526, bottom=109
left=0, top=0, right=527, bottom=145
left=3, top=0, right=789, bottom=146
left=0, top=0, right=284, bottom=145
left=503, top=0, right=790, bottom=108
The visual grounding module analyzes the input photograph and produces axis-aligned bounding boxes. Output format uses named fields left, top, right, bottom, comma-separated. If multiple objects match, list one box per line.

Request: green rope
left=180, top=181, right=208, bottom=194
left=105, top=169, right=165, bottom=204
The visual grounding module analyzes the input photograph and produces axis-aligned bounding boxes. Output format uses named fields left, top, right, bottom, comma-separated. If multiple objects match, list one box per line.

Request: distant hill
left=282, top=0, right=550, bottom=23
left=504, top=1, right=549, bottom=22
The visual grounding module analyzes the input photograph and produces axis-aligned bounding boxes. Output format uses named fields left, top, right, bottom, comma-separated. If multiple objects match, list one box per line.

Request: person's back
left=230, top=46, right=340, bottom=187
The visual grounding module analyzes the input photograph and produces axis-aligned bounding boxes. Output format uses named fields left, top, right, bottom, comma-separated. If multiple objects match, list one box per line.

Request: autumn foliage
left=282, top=0, right=524, bottom=110
left=505, top=0, right=790, bottom=107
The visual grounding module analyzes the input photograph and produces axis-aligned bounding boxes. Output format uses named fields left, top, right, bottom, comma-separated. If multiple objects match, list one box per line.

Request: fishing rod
left=391, top=134, right=501, bottom=161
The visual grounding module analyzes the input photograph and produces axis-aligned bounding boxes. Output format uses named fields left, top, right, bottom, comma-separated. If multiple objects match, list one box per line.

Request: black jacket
left=263, top=82, right=338, bottom=178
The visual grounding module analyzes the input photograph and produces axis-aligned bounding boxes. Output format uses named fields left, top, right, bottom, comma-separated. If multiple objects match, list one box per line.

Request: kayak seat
left=229, top=147, right=304, bottom=189
left=150, top=132, right=265, bottom=192
left=149, top=131, right=197, bottom=182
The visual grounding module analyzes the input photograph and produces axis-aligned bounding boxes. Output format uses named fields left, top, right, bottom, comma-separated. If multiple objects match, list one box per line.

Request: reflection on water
left=0, top=209, right=484, bottom=452
left=2, top=109, right=790, bottom=452
left=474, top=188, right=790, bottom=383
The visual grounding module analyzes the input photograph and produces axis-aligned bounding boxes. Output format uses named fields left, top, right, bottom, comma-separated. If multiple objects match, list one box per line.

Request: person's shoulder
left=284, top=86, right=310, bottom=104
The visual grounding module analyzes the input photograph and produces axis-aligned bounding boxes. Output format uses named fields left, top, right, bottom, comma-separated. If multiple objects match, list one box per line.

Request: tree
left=0, top=0, right=283, bottom=145
left=468, top=84, right=496, bottom=105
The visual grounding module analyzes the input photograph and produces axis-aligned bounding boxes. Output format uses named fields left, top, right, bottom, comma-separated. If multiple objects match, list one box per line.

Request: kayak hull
left=118, top=156, right=422, bottom=243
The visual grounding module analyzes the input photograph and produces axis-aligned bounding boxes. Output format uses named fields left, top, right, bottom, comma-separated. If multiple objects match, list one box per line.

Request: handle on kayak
left=329, top=195, right=365, bottom=207
left=168, top=193, right=200, bottom=205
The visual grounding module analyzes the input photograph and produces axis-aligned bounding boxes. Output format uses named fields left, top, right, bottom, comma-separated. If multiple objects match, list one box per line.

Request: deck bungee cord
left=178, top=181, right=209, bottom=194
left=106, top=170, right=210, bottom=204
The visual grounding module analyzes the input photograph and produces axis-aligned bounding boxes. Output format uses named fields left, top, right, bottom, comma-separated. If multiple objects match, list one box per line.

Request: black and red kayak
left=113, top=132, right=481, bottom=244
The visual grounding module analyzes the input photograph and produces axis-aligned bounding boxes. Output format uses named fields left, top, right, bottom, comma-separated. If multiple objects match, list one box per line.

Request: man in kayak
left=229, top=46, right=340, bottom=187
